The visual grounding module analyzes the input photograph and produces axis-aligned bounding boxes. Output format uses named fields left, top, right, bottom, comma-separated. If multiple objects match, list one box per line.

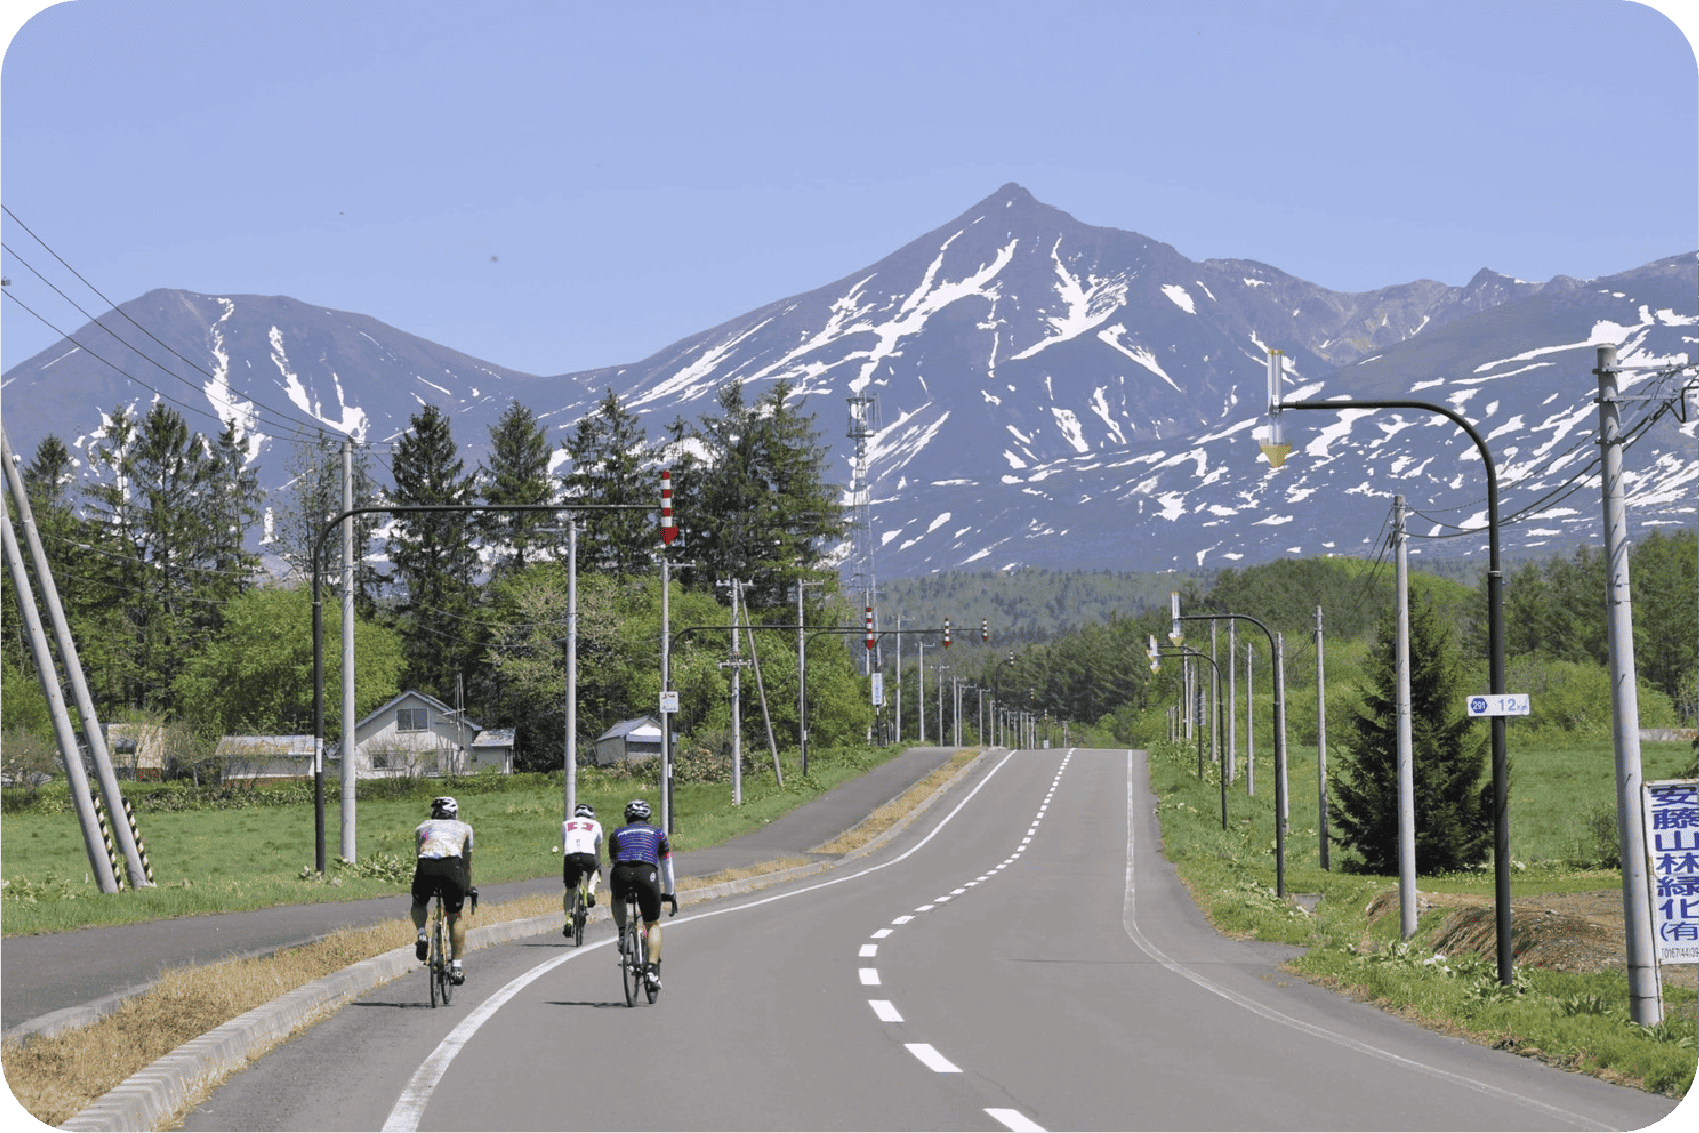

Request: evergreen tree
left=684, top=380, right=845, bottom=609
left=387, top=405, right=479, bottom=699
left=478, top=401, right=557, bottom=578
left=1329, top=594, right=1490, bottom=874
left=203, top=419, right=265, bottom=605
left=560, top=388, right=653, bottom=577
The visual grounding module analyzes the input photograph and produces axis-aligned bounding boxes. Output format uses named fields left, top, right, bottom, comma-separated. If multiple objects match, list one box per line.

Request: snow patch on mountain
left=1162, top=284, right=1196, bottom=314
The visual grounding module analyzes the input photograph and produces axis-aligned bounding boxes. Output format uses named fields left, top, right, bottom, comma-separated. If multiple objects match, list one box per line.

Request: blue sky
left=2, top=0, right=1694, bottom=378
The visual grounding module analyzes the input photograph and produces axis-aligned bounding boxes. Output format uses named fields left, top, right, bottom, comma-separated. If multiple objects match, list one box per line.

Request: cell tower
left=846, top=393, right=878, bottom=671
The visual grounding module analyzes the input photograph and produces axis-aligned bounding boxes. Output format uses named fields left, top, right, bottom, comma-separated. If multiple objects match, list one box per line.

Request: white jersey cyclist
left=561, top=802, right=604, bottom=935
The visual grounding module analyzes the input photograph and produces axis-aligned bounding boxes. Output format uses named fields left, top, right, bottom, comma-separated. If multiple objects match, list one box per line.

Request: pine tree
left=1329, top=594, right=1490, bottom=874
left=684, top=380, right=845, bottom=609
left=478, top=401, right=557, bottom=578
left=387, top=405, right=479, bottom=698
left=560, top=388, right=653, bottom=577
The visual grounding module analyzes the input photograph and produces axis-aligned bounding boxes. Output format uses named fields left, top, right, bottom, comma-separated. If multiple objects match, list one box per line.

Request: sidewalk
left=1, top=746, right=961, bottom=1041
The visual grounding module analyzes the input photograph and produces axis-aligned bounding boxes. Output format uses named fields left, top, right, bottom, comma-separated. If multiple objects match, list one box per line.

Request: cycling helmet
left=431, top=796, right=459, bottom=820
left=623, top=798, right=652, bottom=822
left=573, top=802, right=595, bottom=818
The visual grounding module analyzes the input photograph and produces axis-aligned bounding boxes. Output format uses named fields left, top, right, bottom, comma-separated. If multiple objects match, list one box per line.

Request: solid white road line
left=382, top=748, right=1021, bottom=1131
left=905, top=1043, right=962, bottom=1072
left=1117, top=750, right=1610, bottom=1133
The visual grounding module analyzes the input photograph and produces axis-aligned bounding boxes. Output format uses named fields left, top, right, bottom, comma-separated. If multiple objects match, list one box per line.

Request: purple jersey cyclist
left=607, top=798, right=676, bottom=989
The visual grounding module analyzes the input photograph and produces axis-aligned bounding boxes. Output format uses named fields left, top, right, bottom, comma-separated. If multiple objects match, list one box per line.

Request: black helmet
left=573, top=802, right=595, bottom=818
left=624, top=798, right=651, bottom=822
left=431, top=796, right=459, bottom=820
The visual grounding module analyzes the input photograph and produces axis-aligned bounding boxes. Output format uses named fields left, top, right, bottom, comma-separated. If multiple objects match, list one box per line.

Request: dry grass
left=815, top=748, right=979, bottom=854
left=4, top=755, right=980, bottom=1126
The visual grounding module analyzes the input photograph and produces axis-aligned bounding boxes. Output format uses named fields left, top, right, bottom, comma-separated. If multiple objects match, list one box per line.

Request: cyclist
left=411, top=795, right=475, bottom=985
left=561, top=801, right=603, bottom=937
left=607, top=798, right=676, bottom=989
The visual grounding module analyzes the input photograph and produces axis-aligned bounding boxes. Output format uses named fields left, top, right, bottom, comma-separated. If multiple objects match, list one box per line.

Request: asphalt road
left=2, top=745, right=961, bottom=1037
left=180, top=748, right=1681, bottom=1132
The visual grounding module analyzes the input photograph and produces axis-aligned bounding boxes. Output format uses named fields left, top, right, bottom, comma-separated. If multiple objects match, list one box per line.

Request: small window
left=397, top=708, right=428, bottom=732
left=372, top=753, right=389, bottom=769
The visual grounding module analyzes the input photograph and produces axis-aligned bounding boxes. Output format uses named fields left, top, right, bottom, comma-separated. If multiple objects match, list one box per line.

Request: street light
left=1263, top=353, right=1514, bottom=987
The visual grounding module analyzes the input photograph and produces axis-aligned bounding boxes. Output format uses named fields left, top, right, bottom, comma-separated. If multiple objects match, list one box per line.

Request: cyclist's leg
left=636, top=873, right=663, bottom=964
left=409, top=868, right=433, bottom=959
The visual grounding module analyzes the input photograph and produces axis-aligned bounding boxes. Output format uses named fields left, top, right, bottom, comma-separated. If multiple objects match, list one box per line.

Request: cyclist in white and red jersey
left=561, top=802, right=603, bottom=938
left=411, top=796, right=475, bottom=984
left=607, top=799, right=676, bottom=989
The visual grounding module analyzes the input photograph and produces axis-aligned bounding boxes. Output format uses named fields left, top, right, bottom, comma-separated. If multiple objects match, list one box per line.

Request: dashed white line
left=860, top=943, right=878, bottom=957
left=870, top=999, right=903, bottom=1022
left=871, top=928, right=893, bottom=939
left=892, top=915, right=914, bottom=924
left=905, top=1043, right=962, bottom=1072
left=858, top=967, right=881, bottom=985
left=987, top=1108, right=1046, bottom=1132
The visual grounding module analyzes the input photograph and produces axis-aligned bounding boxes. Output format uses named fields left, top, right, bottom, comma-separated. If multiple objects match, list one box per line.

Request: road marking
left=905, top=1043, right=961, bottom=1072
left=915, top=904, right=935, bottom=911
left=986, top=1108, right=1046, bottom=1131
left=892, top=915, right=914, bottom=924
left=860, top=943, right=878, bottom=957
left=870, top=999, right=903, bottom=1022
left=1117, top=750, right=1611, bottom=1133
left=858, top=967, right=880, bottom=985
left=871, top=928, right=893, bottom=939
left=383, top=748, right=1021, bottom=1132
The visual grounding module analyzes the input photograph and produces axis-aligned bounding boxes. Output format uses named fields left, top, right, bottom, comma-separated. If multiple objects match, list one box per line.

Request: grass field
left=1148, top=736, right=1698, bottom=1096
left=0, top=745, right=902, bottom=936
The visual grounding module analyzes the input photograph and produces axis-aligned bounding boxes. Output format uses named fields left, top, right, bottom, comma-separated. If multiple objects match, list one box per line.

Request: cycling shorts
left=562, top=852, right=600, bottom=890
left=610, top=860, right=663, bottom=922
left=411, top=856, right=469, bottom=914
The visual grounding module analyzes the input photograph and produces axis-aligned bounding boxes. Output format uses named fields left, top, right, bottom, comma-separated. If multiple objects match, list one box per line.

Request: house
left=104, top=723, right=167, bottom=780
left=592, top=716, right=663, bottom=767
left=327, top=691, right=515, bottom=778
left=217, top=735, right=315, bottom=782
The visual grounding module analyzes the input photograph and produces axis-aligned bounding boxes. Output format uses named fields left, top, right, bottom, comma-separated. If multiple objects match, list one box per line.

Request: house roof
left=216, top=735, right=316, bottom=757
left=471, top=729, right=514, bottom=748
left=597, top=716, right=662, bottom=741
left=356, top=690, right=479, bottom=733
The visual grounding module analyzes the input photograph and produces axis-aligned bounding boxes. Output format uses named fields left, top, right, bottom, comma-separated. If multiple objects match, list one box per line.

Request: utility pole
left=1227, top=620, right=1237, bottom=785
left=564, top=523, right=578, bottom=821
left=1, top=428, right=148, bottom=888
left=340, top=435, right=356, bottom=863
left=717, top=579, right=749, bottom=805
left=795, top=580, right=823, bottom=774
left=1395, top=497, right=1417, bottom=940
left=1315, top=605, right=1329, bottom=870
left=1597, top=343, right=1662, bottom=1025
left=2, top=490, right=119, bottom=892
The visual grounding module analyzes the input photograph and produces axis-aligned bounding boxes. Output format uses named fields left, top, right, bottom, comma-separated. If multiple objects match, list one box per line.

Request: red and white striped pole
left=659, top=470, right=677, bottom=546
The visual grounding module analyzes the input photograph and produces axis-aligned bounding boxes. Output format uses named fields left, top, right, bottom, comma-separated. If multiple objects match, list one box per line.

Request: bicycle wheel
left=435, top=911, right=453, bottom=1006
left=572, top=889, right=585, bottom=948
left=643, top=921, right=658, bottom=1005
left=428, top=907, right=441, bottom=1009
left=620, top=902, right=640, bottom=1007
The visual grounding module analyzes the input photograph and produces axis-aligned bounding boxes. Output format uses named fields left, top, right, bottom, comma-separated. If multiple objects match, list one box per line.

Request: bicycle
left=567, top=880, right=589, bottom=948
left=426, top=885, right=476, bottom=1008
left=426, top=893, right=453, bottom=1008
left=618, top=890, right=654, bottom=1006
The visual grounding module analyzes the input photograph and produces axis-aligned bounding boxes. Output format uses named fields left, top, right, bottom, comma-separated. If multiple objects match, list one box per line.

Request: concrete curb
left=59, top=749, right=992, bottom=1132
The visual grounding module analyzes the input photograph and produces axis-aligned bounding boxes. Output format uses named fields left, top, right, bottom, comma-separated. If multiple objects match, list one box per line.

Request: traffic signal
left=943, top=617, right=951, bottom=648
left=981, top=618, right=988, bottom=643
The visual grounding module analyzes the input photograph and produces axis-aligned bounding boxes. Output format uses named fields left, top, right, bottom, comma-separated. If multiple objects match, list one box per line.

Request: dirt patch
left=1366, top=888, right=1696, bottom=990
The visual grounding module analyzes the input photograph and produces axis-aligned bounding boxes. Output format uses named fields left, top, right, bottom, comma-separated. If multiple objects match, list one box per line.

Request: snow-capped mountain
left=3, top=184, right=1693, bottom=578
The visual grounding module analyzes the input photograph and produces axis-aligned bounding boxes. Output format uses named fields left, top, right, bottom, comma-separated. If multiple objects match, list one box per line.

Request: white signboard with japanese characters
left=1644, top=779, right=1699, bottom=963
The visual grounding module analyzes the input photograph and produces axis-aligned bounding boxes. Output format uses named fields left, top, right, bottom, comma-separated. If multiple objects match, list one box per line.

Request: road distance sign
left=1467, top=693, right=1530, bottom=717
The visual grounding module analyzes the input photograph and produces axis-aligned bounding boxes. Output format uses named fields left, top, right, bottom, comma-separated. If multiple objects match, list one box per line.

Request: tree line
left=2, top=379, right=870, bottom=776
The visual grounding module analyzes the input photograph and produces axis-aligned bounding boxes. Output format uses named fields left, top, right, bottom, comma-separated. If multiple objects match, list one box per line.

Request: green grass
left=1149, top=737, right=1697, bottom=1097
left=0, top=745, right=902, bottom=936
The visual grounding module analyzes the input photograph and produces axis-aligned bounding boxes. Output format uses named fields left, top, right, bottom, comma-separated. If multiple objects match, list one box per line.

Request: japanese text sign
left=1645, top=779, right=1699, bottom=963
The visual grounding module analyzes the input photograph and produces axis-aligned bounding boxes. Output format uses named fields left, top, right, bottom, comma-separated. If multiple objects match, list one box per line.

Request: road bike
left=426, top=893, right=453, bottom=1008
left=618, top=890, right=656, bottom=1006
left=567, top=880, right=589, bottom=948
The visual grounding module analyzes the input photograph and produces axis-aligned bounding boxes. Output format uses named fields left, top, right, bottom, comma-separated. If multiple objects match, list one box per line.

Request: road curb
left=59, top=749, right=992, bottom=1131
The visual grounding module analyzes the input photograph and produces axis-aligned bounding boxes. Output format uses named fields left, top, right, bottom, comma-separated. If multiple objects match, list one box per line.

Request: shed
left=217, top=735, right=315, bottom=782
left=104, top=723, right=167, bottom=780
left=592, top=716, right=663, bottom=766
